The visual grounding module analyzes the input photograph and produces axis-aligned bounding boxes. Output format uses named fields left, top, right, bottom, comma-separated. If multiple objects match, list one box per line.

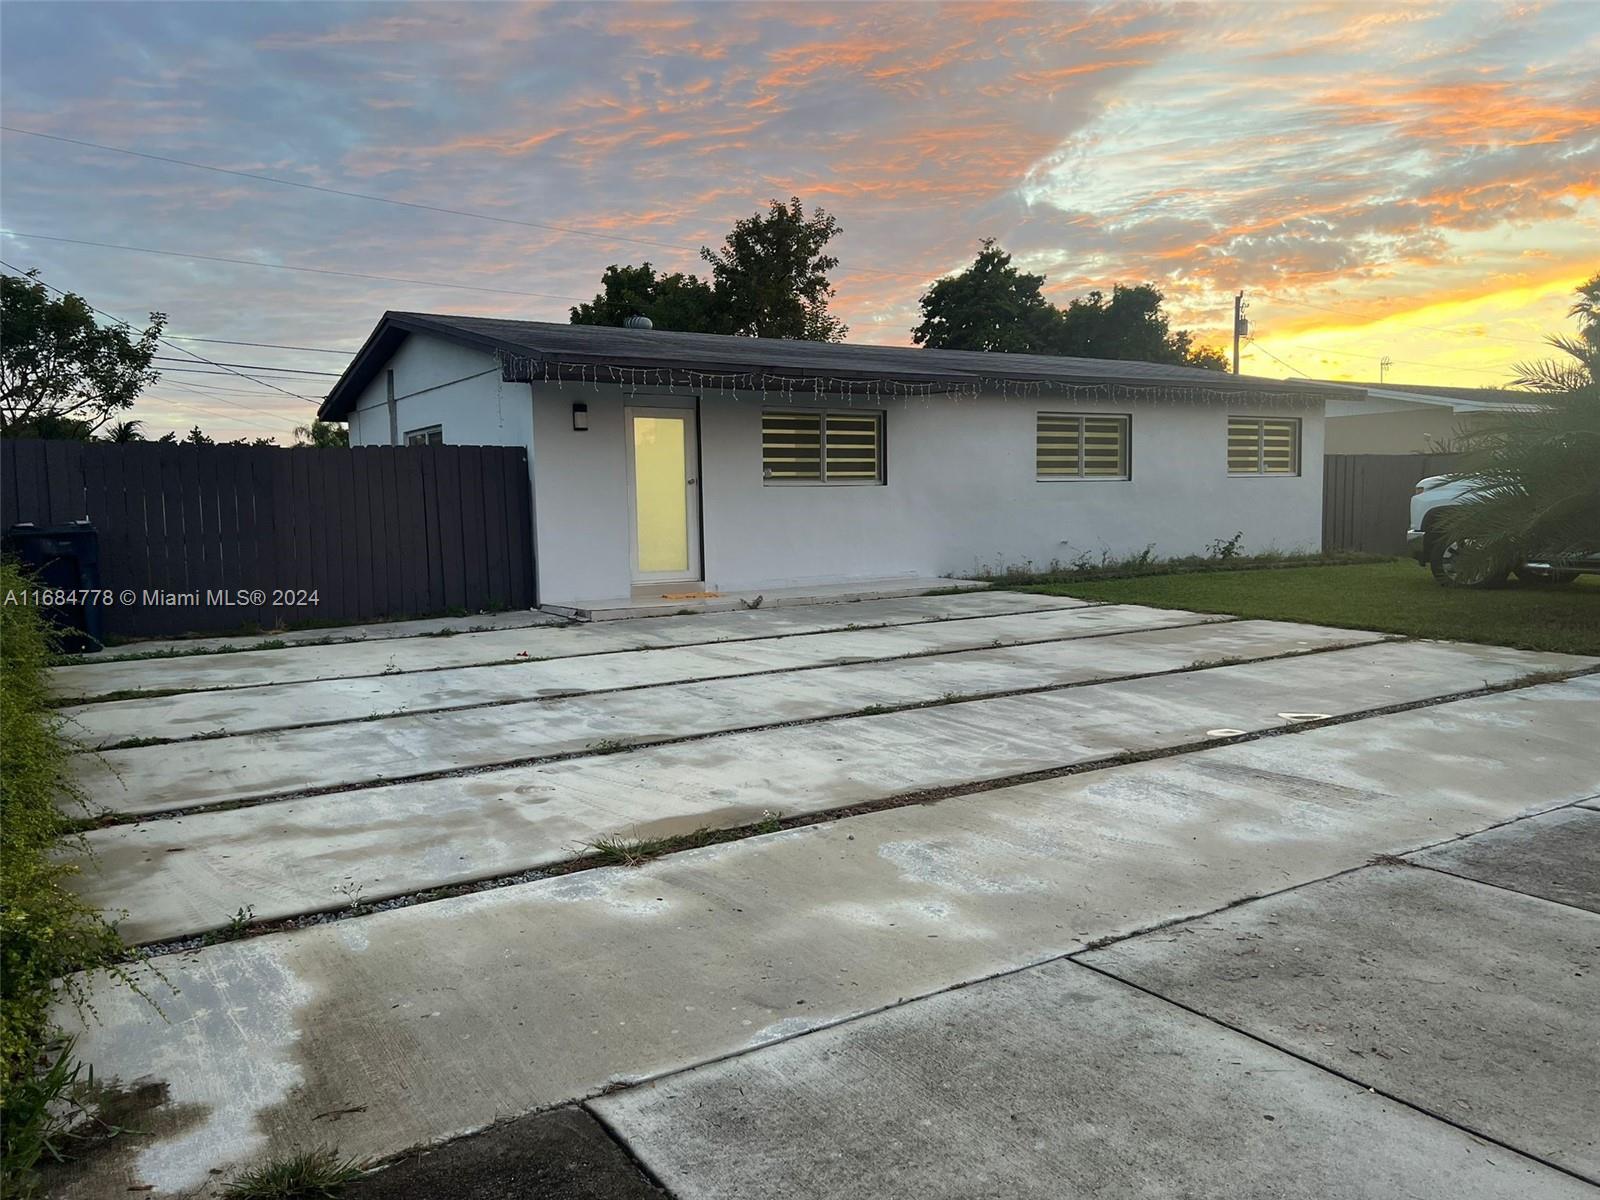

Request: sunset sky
left=2, top=0, right=1596, bottom=442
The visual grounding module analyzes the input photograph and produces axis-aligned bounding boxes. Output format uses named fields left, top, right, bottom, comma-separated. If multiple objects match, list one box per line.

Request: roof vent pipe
left=624, top=314, right=654, bottom=330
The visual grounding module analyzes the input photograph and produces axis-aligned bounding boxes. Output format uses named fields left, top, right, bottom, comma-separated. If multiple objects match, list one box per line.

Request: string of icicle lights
left=496, top=353, right=1333, bottom=408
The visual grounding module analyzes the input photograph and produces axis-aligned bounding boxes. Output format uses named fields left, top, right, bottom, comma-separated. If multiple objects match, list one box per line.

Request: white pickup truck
left=1408, top=475, right=1600, bottom=585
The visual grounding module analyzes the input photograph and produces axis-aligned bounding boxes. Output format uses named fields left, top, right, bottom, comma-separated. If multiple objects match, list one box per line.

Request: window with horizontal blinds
left=1036, top=413, right=1129, bottom=480
left=763, top=409, right=885, bottom=484
left=824, top=412, right=882, bottom=481
left=1227, top=416, right=1300, bottom=475
left=761, top=411, right=822, bottom=480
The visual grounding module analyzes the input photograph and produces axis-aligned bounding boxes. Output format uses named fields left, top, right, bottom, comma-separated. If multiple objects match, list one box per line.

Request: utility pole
left=1380, top=356, right=1392, bottom=384
left=1232, top=291, right=1249, bottom=375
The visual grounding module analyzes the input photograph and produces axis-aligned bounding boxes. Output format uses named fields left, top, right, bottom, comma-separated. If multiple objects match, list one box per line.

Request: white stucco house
left=318, top=314, right=1360, bottom=611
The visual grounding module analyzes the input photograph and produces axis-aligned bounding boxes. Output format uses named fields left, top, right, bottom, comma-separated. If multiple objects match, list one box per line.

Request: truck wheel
left=1430, top=538, right=1510, bottom=587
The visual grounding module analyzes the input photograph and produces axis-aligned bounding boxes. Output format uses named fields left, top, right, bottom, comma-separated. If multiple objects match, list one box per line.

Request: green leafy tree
left=571, top=200, right=846, bottom=341
left=1185, top=343, right=1231, bottom=373
left=912, top=240, right=1063, bottom=352
left=1441, top=271, right=1600, bottom=581
left=0, top=271, right=165, bottom=438
left=570, top=263, right=723, bottom=333
left=293, top=419, right=348, bottom=448
left=182, top=425, right=213, bottom=446
left=1056, top=283, right=1197, bottom=365
left=703, top=198, right=846, bottom=341
left=912, top=245, right=1225, bottom=368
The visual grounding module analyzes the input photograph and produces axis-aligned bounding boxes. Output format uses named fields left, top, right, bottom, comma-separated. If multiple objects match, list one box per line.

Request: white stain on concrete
left=83, top=945, right=314, bottom=1192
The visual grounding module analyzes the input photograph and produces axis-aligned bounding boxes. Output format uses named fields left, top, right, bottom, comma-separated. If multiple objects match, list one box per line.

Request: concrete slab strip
left=60, top=603, right=1222, bottom=749
left=83, top=608, right=567, bottom=662
left=50, top=678, right=1600, bottom=1196
left=593, top=960, right=1586, bottom=1200
left=1081, top=865, right=1600, bottom=1180
left=1407, top=806, right=1600, bottom=912
left=47, top=590, right=1085, bottom=700
left=74, top=617, right=1364, bottom=813
left=69, top=639, right=1590, bottom=943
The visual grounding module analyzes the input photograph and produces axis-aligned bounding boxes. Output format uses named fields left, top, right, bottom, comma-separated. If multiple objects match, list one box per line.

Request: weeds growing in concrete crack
left=203, top=905, right=255, bottom=946
left=585, top=829, right=715, bottom=867
left=221, top=1144, right=367, bottom=1198
left=585, top=737, right=631, bottom=754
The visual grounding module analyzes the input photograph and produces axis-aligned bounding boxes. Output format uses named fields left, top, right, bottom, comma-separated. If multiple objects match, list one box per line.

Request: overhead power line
left=3, top=230, right=591, bottom=303
left=0, top=257, right=317, bottom=405
left=152, top=355, right=343, bottom=376
left=0, top=124, right=931, bottom=282
left=1243, top=338, right=1312, bottom=379
left=166, top=335, right=353, bottom=356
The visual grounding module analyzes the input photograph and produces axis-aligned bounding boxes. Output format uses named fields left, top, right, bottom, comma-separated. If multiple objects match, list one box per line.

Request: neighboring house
left=318, top=314, right=1359, bottom=609
left=1322, top=381, right=1531, bottom=454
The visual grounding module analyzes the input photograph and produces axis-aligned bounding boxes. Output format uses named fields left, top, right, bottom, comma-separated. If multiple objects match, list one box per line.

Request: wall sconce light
left=572, top=402, right=589, bottom=432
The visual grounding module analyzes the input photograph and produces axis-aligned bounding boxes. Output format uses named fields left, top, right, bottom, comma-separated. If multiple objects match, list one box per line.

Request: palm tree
left=99, top=418, right=146, bottom=443
left=1440, top=272, right=1600, bottom=583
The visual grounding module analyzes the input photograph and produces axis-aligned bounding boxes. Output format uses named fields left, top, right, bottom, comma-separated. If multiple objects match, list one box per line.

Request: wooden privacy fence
left=1322, top=452, right=1460, bottom=556
left=2, top=439, right=535, bottom=639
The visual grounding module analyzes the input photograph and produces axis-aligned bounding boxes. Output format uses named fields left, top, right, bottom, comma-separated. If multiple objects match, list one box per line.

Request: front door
left=625, top=407, right=701, bottom=586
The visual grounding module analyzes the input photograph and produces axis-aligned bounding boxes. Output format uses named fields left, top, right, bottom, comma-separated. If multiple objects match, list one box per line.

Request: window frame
left=761, top=407, right=887, bottom=487
left=404, top=425, right=444, bottom=447
left=1035, top=411, right=1132, bottom=482
left=1226, top=415, right=1301, bottom=477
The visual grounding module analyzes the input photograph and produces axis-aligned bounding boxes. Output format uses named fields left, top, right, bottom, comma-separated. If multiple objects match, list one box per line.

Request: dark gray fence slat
left=420, top=446, right=447, bottom=606
left=2, top=439, right=21, bottom=525
left=507, top=449, right=535, bottom=607
left=483, top=448, right=511, bottom=609
left=458, top=446, right=491, bottom=609
left=435, top=448, right=467, bottom=612
left=395, top=450, right=428, bottom=617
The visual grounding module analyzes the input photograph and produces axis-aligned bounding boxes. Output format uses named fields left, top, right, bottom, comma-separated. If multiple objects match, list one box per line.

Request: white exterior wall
left=341, top=334, right=1327, bottom=608
left=347, top=334, right=528, bottom=452
left=531, top=382, right=1326, bottom=606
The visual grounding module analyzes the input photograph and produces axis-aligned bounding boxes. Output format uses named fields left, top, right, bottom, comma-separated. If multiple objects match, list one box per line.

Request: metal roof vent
left=623, top=314, right=654, bottom=330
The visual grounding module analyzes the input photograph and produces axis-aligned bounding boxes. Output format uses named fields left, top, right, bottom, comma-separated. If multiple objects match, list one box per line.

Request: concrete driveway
left=43, top=590, right=1598, bottom=1198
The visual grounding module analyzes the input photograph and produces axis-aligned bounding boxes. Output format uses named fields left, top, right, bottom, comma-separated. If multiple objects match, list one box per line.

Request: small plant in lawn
left=1206, top=531, right=1245, bottom=561
left=221, top=1145, right=367, bottom=1199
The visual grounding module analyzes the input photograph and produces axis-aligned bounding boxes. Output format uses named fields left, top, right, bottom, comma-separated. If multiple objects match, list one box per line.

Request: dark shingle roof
left=319, top=312, right=1361, bottom=419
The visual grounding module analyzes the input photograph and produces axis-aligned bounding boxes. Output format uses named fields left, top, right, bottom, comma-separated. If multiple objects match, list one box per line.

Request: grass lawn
left=1015, top=560, right=1600, bottom=656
